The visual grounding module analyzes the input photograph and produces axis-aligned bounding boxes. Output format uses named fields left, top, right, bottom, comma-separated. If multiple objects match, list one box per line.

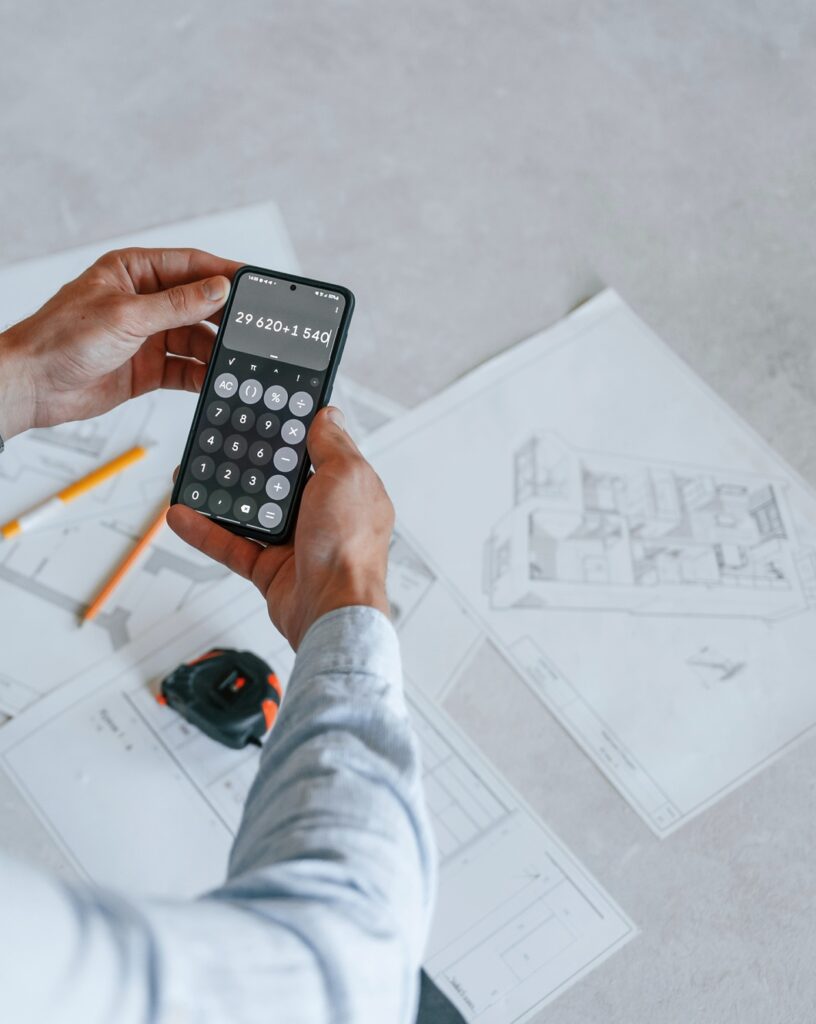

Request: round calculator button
left=214, top=373, right=238, bottom=399
left=256, top=413, right=280, bottom=439
left=265, top=474, right=291, bottom=501
left=248, top=440, right=273, bottom=466
left=208, top=489, right=232, bottom=515
left=231, top=406, right=256, bottom=432
left=273, top=446, right=298, bottom=473
left=216, top=462, right=240, bottom=488
left=206, top=400, right=230, bottom=426
left=263, top=384, right=288, bottom=411
left=182, top=483, right=207, bottom=509
left=233, top=496, right=258, bottom=523
left=223, top=434, right=248, bottom=459
left=198, top=427, right=222, bottom=454
left=190, top=455, right=215, bottom=481
left=288, top=391, right=314, bottom=417
left=239, top=378, right=263, bottom=404
left=241, top=469, right=265, bottom=494
left=281, top=419, right=306, bottom=445
left=257, top=502, right=283, bottom=529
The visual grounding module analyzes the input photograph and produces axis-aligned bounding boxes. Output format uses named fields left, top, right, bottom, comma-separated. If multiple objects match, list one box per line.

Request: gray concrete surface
left=1, top=1, right=815, bottom=1020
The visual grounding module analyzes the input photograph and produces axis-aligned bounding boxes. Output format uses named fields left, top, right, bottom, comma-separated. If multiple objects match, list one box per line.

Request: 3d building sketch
left=483, top=433, right=813, bottom=618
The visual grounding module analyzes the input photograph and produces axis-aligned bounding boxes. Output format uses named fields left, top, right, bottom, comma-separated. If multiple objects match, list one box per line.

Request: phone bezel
left=170, top=264, right=355, bottom=545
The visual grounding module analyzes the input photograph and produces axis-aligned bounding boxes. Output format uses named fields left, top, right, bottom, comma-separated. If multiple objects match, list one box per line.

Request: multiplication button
left=183, top=483, right=207, bottom=509
left=258, top=502, right=282, bottom=529
left=214, top=373, right=238, bottom=398
left=281, top=419, right=306, bottom=445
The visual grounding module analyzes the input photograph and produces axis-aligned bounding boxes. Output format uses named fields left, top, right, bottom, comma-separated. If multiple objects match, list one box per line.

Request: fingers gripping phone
left=172, top=266, right=354, bottom=543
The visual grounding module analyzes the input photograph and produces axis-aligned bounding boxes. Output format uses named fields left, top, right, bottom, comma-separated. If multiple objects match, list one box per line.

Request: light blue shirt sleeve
left=0, top=606, right=437, bottom=1024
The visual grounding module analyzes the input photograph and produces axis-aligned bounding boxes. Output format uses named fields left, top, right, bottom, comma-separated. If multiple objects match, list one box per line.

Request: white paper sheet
left=0, top=223, right=636, bottom=1019
left=362, top=290, right=816, bottom=836
left=0, top=526, right=634, bottom=1023
left=0, top=204, right=298, bottom=714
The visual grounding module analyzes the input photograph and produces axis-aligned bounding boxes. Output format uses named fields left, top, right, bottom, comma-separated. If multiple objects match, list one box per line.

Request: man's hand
left=167, top=407, right=393, bottom=649
left=0, top=247, right=241, bottom=439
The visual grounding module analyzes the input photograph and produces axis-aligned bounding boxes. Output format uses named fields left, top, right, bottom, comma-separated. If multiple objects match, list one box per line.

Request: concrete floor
left=1, top=1, right=815, bottom=1020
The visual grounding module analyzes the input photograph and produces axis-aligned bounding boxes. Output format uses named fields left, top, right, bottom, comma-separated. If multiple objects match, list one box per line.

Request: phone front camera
left=290, top=284, right=297, bottom=291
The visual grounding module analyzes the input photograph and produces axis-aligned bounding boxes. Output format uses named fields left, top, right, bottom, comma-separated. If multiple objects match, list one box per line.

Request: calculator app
left=176, top=271, right=348, bottom=536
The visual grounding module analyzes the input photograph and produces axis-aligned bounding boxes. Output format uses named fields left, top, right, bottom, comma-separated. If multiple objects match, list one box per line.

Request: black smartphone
left=171, top=265, right=355, bottom=543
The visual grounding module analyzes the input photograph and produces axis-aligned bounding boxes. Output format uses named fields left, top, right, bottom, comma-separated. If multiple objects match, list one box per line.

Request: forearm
left=219, top=605, right=437, bottom=1021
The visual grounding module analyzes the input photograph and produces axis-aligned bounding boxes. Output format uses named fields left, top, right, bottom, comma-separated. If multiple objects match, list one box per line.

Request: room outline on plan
left=482, top=430, right=816, bottom=621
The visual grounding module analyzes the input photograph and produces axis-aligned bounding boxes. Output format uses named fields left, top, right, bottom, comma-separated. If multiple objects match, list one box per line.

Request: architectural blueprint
left=0, top=524, right=634, bottom=1024
left=362, top=290, right=816, bottom=836
left=0, top=204, right=298, bottom=714
left=0, top=217, right=636, bottom=1020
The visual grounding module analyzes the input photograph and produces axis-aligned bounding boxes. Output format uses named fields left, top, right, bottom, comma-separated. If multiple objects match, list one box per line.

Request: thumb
left=307, top=406, right=360, bottom=469
left=131, top=276, right=231, bottom=333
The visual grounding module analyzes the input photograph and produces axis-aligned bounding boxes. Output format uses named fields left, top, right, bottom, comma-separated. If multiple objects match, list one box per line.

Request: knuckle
left=165, top=285, right=189, bottom=316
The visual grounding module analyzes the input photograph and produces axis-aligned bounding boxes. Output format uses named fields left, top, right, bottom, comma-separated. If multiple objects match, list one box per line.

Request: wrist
left=295, top=568, right=390, bottom=648
left=0, top=327, right=38, bottom=440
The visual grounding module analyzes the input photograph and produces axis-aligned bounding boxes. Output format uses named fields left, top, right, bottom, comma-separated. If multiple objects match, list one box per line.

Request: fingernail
left=204, top=276, right=229, bottom=302
left=326, top=406, right=345, bottom=430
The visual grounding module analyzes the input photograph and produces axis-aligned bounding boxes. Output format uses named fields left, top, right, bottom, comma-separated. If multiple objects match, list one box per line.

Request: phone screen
left=173, top=267, right=352, bottom=541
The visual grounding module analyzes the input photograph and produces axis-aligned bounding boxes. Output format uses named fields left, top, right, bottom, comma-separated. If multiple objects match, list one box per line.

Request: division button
left=231, top=406, right=256, bottom=432
left=257, top=502, right=283, bottom=529
left=233, top=496, right=258, bottom=522
left=248, top=440, right=273, bottom=466
left=265, top=474, right=291, bottom=500
left=190, top=455, right=215, bottom=481
left=239, top=378, right=264, bottom=404
left=216, top=462, right=240, bottom=488
left=208, top=489, right=232, bottom=515
left=281, top=419, right=306, bottom=444
left=206, top=400, right=230, bottom=426
left=256, top=413, right=280, bottom=439
left=182, top=483, right=207, bottom=509
left=214, top=373, right=239, bottom=398
left=198, top=427, right=223, bottom=454
left=263, top=384, right=289, bottom=411
left=223, top=434, right=248, bottom=459
left=273, top=446, right=298, bottom=473
left=288, top=391, right=314, bottom=417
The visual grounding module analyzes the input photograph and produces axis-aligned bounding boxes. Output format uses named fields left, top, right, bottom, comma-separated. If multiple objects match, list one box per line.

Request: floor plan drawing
left=0, top=544, right=634, bottom=1024
left=0, top=204, right=298, bottom=715
left=483, top=432, right=809, bottom=619
left=362, top=290, right=816, bottom=835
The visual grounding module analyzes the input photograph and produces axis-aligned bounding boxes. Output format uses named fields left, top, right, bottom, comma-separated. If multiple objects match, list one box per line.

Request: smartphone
left=171, top=265, right=355, bottom=543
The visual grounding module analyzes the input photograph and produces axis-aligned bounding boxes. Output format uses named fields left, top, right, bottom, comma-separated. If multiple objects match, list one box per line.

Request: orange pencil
left=82, top=503, right=168, bottom=624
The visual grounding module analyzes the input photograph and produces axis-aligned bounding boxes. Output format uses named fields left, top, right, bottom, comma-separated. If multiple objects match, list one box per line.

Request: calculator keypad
left=179, top=351, right=324, bottom=535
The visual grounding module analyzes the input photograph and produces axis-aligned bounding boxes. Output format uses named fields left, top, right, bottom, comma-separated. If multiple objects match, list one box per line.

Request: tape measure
left=158, top=648, right=282, bottom=750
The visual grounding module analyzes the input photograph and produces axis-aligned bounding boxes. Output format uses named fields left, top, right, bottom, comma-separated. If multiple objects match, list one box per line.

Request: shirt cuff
left=293, top=605, right=402, bottom=684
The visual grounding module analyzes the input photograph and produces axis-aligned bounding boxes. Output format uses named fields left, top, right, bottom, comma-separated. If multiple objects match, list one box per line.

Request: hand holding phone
left=171, top=266, right=354, bottom=543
